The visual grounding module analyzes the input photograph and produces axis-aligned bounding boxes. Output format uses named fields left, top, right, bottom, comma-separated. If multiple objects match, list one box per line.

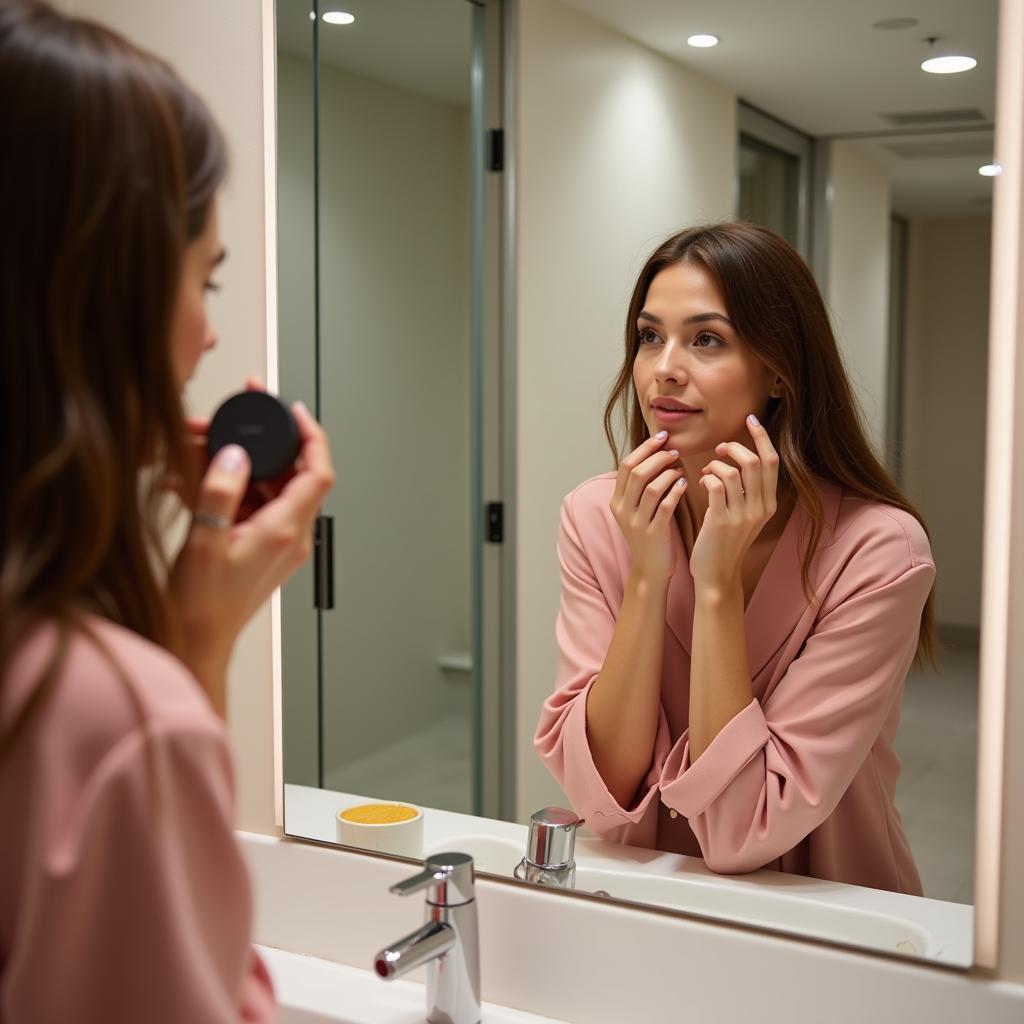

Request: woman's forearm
left=585, top=569, right=669, bottom=807
left=689, top=582, right=753, bottom=761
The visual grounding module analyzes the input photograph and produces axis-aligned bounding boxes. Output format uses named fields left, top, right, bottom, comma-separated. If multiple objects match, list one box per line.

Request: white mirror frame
left=975, top=0, right=1024, bottom=975
left=263, top=0, right=1024, bottom=976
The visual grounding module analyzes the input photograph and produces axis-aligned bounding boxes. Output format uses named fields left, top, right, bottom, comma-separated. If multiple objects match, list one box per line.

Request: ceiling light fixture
left=922, top=54, right=977, bottom=73
left=322, top=10, right=355, bottom=25
left=979, top=163, right=1003, bottom=177
left=687, top=34, right=719, bottom=48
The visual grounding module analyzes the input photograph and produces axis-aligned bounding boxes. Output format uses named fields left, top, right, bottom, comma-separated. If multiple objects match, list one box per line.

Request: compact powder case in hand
left=207, top=391, right=301, bottom=481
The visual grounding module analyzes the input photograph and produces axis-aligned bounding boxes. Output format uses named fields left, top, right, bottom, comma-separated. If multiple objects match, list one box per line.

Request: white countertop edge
left=283, top=783, right=972, bottom=964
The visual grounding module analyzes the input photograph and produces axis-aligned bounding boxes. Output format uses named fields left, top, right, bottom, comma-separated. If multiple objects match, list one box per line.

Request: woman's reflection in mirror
left=536, top=222, right=936, bottom=895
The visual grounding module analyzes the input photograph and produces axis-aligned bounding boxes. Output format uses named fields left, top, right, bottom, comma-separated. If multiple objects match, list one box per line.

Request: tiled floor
left=326, top=639, right=979, bottom=906
left=894, top=638, right=979, bottom=905
left=325, top=713, right=474, bottom=815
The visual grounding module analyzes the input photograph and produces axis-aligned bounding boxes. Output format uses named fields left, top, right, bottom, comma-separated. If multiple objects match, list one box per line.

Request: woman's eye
left=204, top=280, right=221, bottom=294
left=693, top=331, right=722, bottom=349
left=637, top=328, right=661, bottom=345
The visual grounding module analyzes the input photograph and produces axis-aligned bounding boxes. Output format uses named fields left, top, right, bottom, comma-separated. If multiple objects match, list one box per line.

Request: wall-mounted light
left=687, top=34, right=719, bottom=48
left=322, top=10, right=355, bottom=26
left=921, top=54, right=977, bottom=74
left=979, top=164, right=1003, bottom=177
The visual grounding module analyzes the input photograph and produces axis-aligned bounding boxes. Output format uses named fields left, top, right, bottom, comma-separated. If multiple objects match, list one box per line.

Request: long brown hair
left=604, top=222, right=937, bottom=669
left=0, top=1, right=228, bottom=753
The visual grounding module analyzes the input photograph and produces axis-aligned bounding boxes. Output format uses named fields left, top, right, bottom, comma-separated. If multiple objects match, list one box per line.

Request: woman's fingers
left=613, top=431, right=669, bottom=505
left=193, top=444, right=251, bottom=537
left=652, top=473, right=687, bottom=525
left=745, top=414, right=780, bottom=508
left=701, top=458, right=746, bottom=512
left=637, top=467, right=685, bottom=522
left=712, top=441, right=763, bottom=510
left=233, top=402, right=334, bottom=567
left=701, top=472, right=728, bottom=517
left=622, top=450, right=681, bottom=512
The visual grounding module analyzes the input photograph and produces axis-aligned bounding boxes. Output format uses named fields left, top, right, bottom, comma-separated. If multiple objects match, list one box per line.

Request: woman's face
left=170, top=199, right=225, bottom=390
left=632, top=260, right=781, bottom=455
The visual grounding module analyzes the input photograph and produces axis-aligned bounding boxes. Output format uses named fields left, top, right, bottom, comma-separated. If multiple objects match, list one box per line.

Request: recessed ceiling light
left=322, top=10, right=355, bottom=25
left=979, top=163, right=1003, bottom=177
left=687, top=34, right=719, bottom=48
left=921, top=55, right=977, bottom=74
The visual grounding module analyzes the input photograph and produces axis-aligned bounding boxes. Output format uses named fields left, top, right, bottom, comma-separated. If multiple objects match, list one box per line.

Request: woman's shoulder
left=830, top=486, right=933, bottom=569
left=561, top=471, right=618, bottom=518
left=3, top=615, right=223, bottom=765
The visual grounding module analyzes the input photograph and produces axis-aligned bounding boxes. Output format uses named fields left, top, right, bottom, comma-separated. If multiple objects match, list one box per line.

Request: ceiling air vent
left=882, top=137, right=994, bottom=159
left=878, top=108, right=988, bottom=127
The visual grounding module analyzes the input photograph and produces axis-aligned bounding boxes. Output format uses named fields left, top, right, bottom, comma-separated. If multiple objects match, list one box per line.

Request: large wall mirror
left=275, top=0, right=1000, bottom=969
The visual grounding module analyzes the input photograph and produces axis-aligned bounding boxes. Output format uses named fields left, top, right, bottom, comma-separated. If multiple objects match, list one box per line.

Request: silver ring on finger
left=194, top=510, right=232, bottom=530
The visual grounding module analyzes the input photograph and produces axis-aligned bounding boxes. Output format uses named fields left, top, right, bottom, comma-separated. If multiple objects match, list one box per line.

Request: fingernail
left=748, top=414, right=760, bottom=427
left=295, top=400, right=310, bottom=417
left=676, top=478, right=687, bottom=488
left=655, top=430, right=668, bottom=440
left=215, top=444, right=248, bottom=473
left=668, top=449, right=679, bottom=456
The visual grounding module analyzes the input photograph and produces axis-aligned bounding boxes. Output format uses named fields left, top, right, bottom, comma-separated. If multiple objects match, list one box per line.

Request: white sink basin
left=261, top=945, right=563, bottom=1024
left=425, top=834, right=934, bottom=958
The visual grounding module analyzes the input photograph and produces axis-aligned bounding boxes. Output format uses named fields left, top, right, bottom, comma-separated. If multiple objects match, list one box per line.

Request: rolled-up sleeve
left=4, top=725, right=276, bottom=1023
left=658, top=562, right=935, bottom=874
left=534, top=491, right=670, bottom=834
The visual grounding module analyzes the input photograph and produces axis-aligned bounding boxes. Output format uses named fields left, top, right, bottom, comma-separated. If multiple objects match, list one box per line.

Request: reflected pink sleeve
left=658, top=563, right=935, bottom=874
left=534, top=491, right=670, bottom=834
left=2, top=724, right=276, bottom=1023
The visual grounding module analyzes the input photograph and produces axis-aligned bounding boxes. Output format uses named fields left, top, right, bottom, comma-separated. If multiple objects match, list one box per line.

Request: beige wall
left=513, top=0, right=736, bottom=819
left=827, top=140, right=892, bottom=457
left=903, top=218, right=991, bottom=630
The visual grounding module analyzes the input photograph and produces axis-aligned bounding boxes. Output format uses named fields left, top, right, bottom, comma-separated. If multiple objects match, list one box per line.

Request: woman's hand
left=168, top=400, right=335, bottom=714
left=182, top=377, right=293, bottom=521
left=610, top=430, right=688, bottom=584
left=689, top=414, right=779, bottom=593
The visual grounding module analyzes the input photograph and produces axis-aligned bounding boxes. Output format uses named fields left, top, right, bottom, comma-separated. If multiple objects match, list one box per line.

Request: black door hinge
left=487, top=129, right=504, bottom=172
left=313, top=515, right=334, bottom=609
left=486, top=502, right=504, bottom=543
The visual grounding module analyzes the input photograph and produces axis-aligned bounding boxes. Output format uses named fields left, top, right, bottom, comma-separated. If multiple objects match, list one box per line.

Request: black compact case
left=207, top=391, right=301, bottom=481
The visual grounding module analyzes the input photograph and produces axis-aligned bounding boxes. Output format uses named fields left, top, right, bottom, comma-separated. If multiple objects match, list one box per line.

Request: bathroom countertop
left=283, top=782, right=973, bottom=966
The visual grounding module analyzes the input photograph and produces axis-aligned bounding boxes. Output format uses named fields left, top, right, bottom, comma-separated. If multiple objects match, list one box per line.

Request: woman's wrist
left=693, top=576, right=744, bottom=609
left=626, top=566, right=671, bottom=601
left=177, top=639, right=232, bottom=717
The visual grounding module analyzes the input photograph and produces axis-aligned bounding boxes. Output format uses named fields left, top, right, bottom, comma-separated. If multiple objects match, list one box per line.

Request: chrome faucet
left=514, top=807, right=583, bottom=889
left=373, top=852, right=481, bottom=1024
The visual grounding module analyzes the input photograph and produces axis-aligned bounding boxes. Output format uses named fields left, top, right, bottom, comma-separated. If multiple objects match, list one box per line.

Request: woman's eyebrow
left=637, top=310, right=734, bottom=328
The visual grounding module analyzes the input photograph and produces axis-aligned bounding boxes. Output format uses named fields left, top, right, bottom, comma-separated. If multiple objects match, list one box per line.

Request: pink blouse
left=536, top=473, right=935, bottom=895
left=0, top=617, right=275, bottom=1022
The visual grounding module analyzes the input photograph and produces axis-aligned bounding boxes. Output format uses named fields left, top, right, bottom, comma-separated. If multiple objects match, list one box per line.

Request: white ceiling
left=278, top=0, right=999, bottom=217
left=562, top=0, right=998, bottom=217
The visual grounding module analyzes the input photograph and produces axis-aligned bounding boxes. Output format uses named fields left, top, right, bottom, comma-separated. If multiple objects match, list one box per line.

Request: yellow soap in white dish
left=335, top=800, right=424, bottom=857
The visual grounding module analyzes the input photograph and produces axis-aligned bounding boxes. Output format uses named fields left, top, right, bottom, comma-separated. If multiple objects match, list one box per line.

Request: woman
left=0, top=2, right=333, bottom=1018
left=536, top=222, right=936, bottom=895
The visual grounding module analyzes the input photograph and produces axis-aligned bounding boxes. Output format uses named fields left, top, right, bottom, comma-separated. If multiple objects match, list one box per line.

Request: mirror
left=276, top=0, right=997, bottom=968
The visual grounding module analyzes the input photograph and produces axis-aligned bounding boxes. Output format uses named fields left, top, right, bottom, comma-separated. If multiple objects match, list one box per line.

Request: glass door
left=736, top=102, right=812, bottom=258
left=278, top=0, right=502, bottom=820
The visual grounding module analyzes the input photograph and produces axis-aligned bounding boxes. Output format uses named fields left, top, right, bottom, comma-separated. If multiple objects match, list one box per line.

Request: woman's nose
left=653, top=340, right=687, bottom=382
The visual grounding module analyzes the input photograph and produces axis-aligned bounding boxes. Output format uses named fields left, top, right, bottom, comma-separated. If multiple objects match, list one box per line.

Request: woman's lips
left=652, top=406, right=701, bottom=424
